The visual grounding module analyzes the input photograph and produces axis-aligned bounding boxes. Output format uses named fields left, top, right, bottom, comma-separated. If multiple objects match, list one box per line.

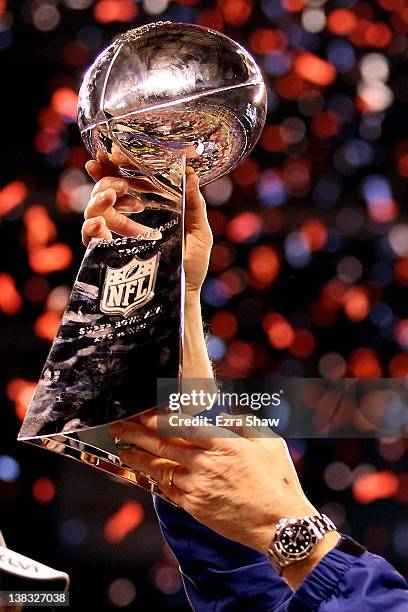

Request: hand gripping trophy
left=18, top=22, right=267, bottom=499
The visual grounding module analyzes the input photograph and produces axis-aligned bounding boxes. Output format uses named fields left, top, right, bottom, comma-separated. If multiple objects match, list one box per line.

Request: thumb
left=185, top=167, right=210, bottom=234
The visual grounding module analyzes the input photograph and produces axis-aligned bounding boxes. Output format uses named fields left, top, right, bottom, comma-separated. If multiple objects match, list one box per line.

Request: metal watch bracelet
left=268, top=513, right=337, bottom=575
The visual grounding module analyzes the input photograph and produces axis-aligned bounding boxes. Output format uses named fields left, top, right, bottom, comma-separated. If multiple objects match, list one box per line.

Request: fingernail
left=97, top=190, right=106, bottom=199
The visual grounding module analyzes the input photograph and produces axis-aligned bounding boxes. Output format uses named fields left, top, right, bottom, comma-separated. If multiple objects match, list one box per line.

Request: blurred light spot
left=285, top=232, right=311, bottom=268
left=388, top=224, right=408, bottom=257
left=60, top=517, right=87, bottom=546
left=32, top=4, right=60, bottom=32
left=143, top=0, right=169, bottom=15
left=370, top=302, right=394, bottom=328
left=249, top=28, right=279, bottom=54
left=263, top=312, right=295, bottom=349
left=203, top=176, right=233, bottom=206
left=289, top=329, right=315, bottom=359
left=23, top=205, right=57, bottom=249
left=152, top=565, right=182, bottom=594
left=0, top=455, right=21, bottom=482
left=294, top=52, right=336, bottom=86
left=64, top=0, right=93, bottom=7
left=360, top=53, right=389, bottom=83
left=209, top=242, right=235, bottom=273
left=388, top=353, right=408, bottom=378
left=94, top=0, right=138, bottom=23
left=6, top=378, right=36, bottom=421
left=327, top=9, right=357, bottom=36
left=105, top=501, right=144, bottom=543
left=300, top=218, right=327, bottom=251
left=226, top=211, right=262, bottom=243
left=34, top=311, right=61, bottom=341
left=353, top=471, right=398, bottom=503
left=233, top=158, right=259, bottom=187
left=248, top=245, right=280, bottom=288
left=379, top=438, right=405, bottom=463
left=257, top=169, right=287, bottom=206
left=357, top=82, right=393, bottom=112
left=263, top=50, right=292, bottom=76
left=393, top=524, right=408, bottom=558
left=337, top=256, right=363, bottom=284
left=51, top=87, right=78, bottom=122
left=302, top=8, right=326, bottom=33
left=210, top=310, right=237, bottom=341
left=29, top=244, right=73, bottom=274
left=107, top=578, right=137, bottom=607
left=394, top=319, right=408, bottom=350
left=206, top=334, right=227, bottom=360
left=348, top=348, right=382, bottom=377
left=33, top=477, right=56, bottom=504
left=218, top=0, right=253, bottom=26
left=202, top=278, right=229, bottom=307
left=0, top=180, right=28, bottom=217
left=324, top=462, right=352, bottom=491
left=319, top=352, right=346, bottom=378
left=226, top=340, right=255, bottom=373
left=326, top=40, right=355, bottom=72
left=46, top=285, right=70, bottom=313
left=311, top=111, right=340, bottom=138
left=0, top=274, right=23, bottom=315
left=342, top=286, right=370, bottom=321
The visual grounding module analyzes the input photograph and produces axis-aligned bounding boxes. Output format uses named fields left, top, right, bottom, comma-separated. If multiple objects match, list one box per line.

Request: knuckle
left=91, top=177, right=112, bottom=195
left=157, top=438, right=169, bottom=458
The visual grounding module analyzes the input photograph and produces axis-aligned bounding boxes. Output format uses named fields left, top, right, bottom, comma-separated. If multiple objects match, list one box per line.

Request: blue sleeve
left=153, top=496, right=292, bottom=611
left=154, top=497, right=408, bottom=611
left=288, top=547, right=408, bottom=611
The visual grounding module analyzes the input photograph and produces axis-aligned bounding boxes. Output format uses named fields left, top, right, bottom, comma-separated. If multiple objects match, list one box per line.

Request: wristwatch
left=267, top=513, right=337, bottom=574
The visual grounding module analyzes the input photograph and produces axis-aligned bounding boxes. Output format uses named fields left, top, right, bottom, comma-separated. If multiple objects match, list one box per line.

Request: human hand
left=82, top=154, right=212, bottom=294
left=107, top=414, right=318, bottom=556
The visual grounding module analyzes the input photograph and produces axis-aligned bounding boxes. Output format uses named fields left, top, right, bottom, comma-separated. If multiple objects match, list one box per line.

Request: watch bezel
left=274, top=519, right=318, bottom=562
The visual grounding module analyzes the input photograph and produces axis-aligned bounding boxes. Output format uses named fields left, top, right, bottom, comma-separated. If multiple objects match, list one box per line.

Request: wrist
left=251, top=500, right=318, bottom=555
left=185, top=288, right=201, bottom=309
left=281, top=530, right=341, bottom=590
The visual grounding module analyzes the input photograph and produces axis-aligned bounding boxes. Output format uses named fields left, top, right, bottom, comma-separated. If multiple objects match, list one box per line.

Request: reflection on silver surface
left=19, top=22, right=267, bottom=501
left=78, top=21, right=266, bottom=194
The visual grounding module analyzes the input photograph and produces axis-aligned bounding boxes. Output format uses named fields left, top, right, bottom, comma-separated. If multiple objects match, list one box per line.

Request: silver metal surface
left=19, top=22, right=266, bottom=502
left=78, top=21, right=267, bottom=194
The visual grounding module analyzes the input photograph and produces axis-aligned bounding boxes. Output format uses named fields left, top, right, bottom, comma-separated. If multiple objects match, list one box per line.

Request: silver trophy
left=18, top=22, right=266, bottom=500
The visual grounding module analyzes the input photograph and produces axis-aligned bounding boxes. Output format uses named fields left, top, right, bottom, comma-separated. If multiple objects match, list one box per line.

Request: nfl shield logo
left=100, top=252, right=160, bottom=317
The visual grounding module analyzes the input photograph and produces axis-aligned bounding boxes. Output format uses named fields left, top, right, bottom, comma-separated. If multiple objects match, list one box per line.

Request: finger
left=84, top=188, right=161, bottom=239
left=108, top=421, right=202, bottom=464
left=82, top=216, right=112, bottom=246
left=91, top=176, right=128, bottom=198
left=185, top=167, right=212, bottom=243
left=139, top=411, right=242, bottom=451
left=217, top=412, right=280, bottom=441
left=118, top=448, right=192, bottom=493
left=85, top=155, right=120, bottom=182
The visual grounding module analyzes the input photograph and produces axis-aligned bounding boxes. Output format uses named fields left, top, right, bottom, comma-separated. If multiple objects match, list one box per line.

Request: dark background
left=0, top=0, right=407, bottom=609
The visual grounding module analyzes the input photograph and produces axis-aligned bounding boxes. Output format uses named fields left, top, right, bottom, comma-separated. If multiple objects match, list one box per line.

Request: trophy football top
left=77, top=21, right=267, bottom=185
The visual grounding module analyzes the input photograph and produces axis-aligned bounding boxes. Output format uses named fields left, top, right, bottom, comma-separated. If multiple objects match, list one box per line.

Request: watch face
left=278, top=523, right=316, bottom=560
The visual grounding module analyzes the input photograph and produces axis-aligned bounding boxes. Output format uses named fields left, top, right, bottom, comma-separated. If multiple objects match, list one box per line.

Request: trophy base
left=23, top=429, right=176, bottom=505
